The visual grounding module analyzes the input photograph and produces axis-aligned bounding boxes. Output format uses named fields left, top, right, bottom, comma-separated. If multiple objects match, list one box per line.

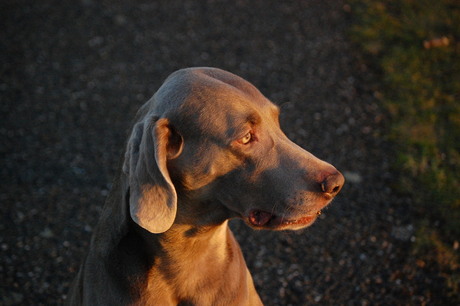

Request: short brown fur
left=67, top=67, right=344, bottom=305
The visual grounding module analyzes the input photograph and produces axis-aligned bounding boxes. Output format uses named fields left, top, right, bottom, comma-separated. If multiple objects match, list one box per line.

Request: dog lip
left=248, top=210, right=274, bottom=227
left=247, top=209, right=320, bottom=228
left=275, top=214, right=318, bottom=226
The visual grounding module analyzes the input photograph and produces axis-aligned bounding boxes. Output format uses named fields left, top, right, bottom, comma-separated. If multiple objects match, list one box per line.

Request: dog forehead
left=154, top=68, right=276, bottom=134
left=159, top=67, right=268, bottom=107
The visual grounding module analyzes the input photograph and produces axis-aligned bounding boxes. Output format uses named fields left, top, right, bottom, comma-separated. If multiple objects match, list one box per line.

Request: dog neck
left=134, top=220, right=257, bottom=304
left=157, top=220, right=232, bottom=258
left=134, top=213, right=233, bottom=268
left=100, top=178, right=259, bottom=304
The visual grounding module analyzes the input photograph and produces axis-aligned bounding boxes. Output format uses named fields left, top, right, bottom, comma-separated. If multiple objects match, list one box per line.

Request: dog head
left=123, top=67, right=344, bottom=233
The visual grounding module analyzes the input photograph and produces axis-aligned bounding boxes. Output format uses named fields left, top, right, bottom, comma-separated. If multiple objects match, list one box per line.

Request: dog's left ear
left=123, top=116, right=183, bottom=234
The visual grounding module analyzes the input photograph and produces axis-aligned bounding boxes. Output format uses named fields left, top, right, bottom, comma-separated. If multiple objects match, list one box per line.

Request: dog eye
left=240, top=132, right=252, bottom=145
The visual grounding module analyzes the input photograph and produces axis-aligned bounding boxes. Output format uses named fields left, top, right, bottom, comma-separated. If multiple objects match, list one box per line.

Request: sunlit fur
left=67, top=67, right=343, bottom=305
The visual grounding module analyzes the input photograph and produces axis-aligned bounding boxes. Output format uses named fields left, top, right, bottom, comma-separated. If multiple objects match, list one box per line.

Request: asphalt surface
left=1, top=0, right=453, bottom=305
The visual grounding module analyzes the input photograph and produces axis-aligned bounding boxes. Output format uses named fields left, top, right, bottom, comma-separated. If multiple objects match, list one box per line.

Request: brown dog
left=66, top=67, right=344, bottom=305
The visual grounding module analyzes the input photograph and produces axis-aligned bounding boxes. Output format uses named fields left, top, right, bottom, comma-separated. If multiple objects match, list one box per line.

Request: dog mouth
left=247, top=209, right=322, bottom=230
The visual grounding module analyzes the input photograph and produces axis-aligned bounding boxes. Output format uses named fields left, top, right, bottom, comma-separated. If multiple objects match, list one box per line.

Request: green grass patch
left=348, top=0, right=459, bottom=298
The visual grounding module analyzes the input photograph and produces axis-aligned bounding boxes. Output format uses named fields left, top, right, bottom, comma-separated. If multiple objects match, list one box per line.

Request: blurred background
left=1, top=0, right=458, bottom=304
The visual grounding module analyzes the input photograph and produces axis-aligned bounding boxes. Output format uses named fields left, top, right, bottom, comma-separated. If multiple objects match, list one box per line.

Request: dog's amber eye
left=240, top=132, right=252, bottom=145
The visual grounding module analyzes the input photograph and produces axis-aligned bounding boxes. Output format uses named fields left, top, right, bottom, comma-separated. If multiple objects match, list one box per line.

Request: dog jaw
left=247, top=209, right=322, bottom=230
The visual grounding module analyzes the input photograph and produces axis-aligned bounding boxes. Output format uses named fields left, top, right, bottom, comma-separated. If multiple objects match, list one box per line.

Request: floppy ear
left=123, top=116, right=183, bottom=233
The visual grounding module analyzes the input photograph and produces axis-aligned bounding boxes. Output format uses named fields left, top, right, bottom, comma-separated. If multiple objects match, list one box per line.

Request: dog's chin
left=245, top=209, right=321, bottom=231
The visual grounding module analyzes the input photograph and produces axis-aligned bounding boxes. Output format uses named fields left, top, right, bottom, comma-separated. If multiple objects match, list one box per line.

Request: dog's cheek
left=171, top=146, right=243, bottom=191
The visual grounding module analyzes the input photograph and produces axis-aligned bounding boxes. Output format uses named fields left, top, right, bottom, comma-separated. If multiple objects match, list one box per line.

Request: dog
left=66, top=67, right=344, bottom=305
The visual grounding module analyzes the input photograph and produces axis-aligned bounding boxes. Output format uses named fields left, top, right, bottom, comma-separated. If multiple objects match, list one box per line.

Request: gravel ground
left=1, top=0, right=452, bottom=305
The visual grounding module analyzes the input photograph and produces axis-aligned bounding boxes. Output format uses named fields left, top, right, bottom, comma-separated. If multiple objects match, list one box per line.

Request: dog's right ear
left=123, top=117, right=183, bottom=234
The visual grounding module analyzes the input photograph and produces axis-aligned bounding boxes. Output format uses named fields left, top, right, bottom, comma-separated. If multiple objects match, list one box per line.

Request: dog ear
left=123, top=117, right=183, bottom=233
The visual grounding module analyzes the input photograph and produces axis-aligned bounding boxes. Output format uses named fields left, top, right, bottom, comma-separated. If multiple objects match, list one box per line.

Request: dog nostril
left=320, top=172, right=345, bottom=195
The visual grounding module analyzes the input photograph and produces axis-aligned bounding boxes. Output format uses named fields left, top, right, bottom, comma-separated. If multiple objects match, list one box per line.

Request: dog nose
left=320, top=171, right=345, bottom=196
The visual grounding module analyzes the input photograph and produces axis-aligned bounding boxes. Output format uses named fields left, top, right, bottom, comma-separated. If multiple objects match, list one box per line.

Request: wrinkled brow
left=224, top=102, right=279, bottom=140
left=270, top=104, right=280, bottom=120
left=247, top=112, right=261, bottom=125
left=223, top=111, right=260, bottom=140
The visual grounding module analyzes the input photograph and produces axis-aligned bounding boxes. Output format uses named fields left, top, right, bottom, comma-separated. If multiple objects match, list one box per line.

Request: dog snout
left=319, top=171, right=345, bottom=197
